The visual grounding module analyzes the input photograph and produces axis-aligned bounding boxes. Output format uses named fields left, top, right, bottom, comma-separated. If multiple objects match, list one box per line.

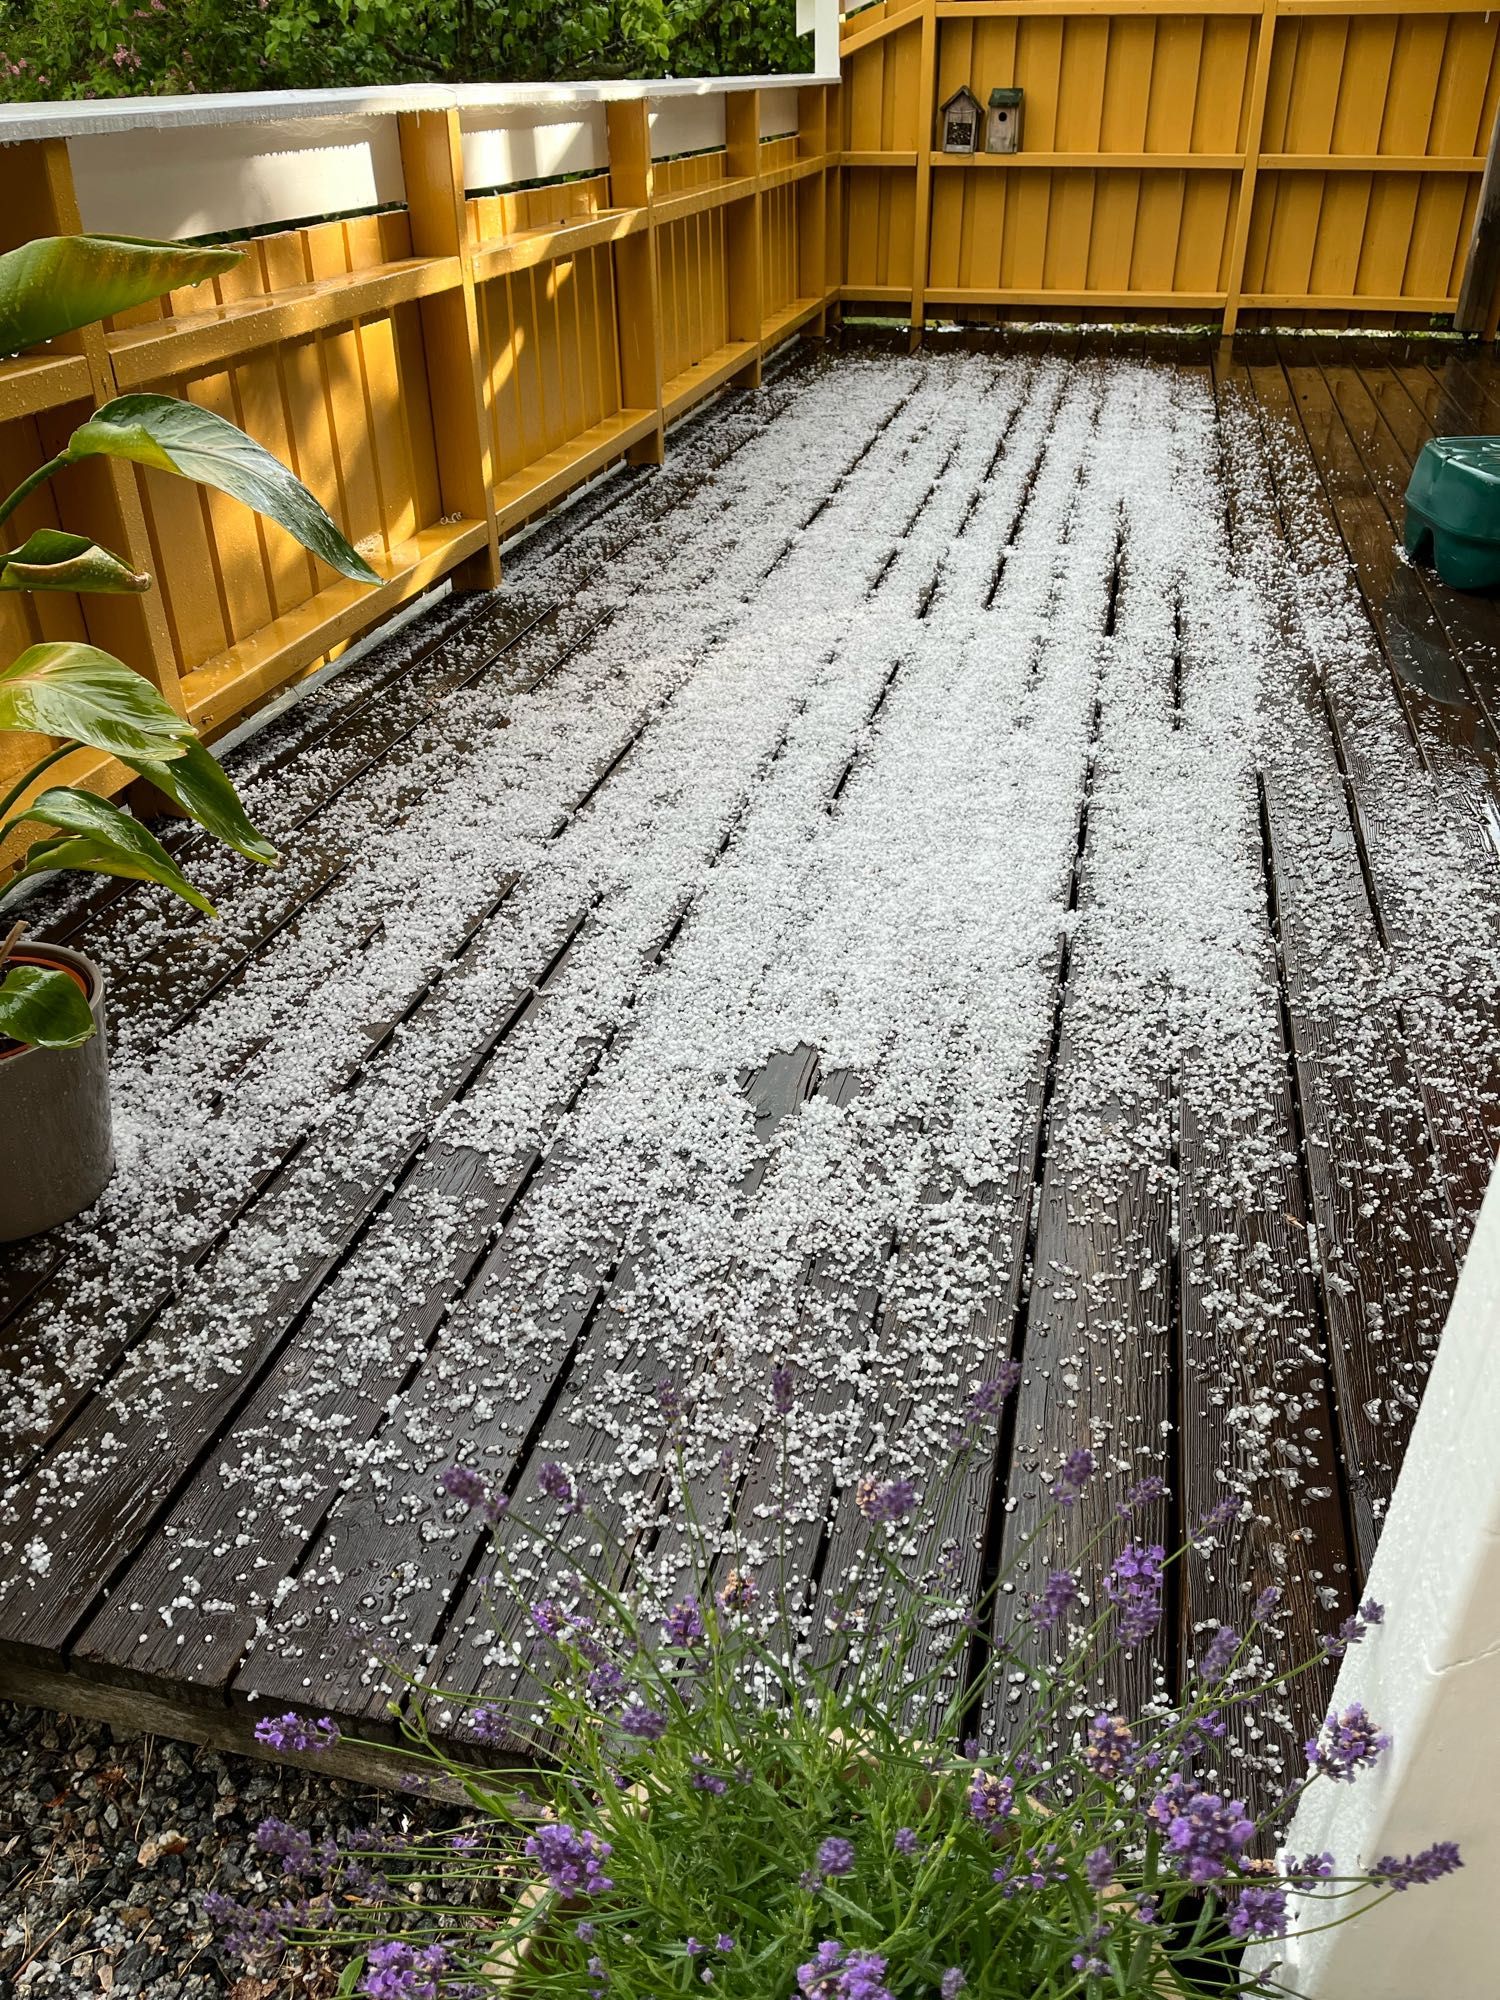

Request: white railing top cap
left=0, top=74, right=839, bottom=144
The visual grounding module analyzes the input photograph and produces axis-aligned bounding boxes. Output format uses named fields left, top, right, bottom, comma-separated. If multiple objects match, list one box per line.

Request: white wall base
left=1245, top=1169, right=1500, bottom=1996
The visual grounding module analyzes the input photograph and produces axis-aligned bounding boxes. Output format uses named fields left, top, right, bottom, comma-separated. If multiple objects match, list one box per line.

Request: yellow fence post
left=396, top=109, right=501, bottom=589
left=909, top=0, right=939, bottom=349
left=799, top=85, right=831, bottom=338
left=7, top=139, right=183, bottom=717
left=1217, top=0, right=1275, bottom=340
left=727, top=90, right=766, bottom=389
left=607, top=99, right=667, bottom=466
left=827, top=80, right=844, bottom=333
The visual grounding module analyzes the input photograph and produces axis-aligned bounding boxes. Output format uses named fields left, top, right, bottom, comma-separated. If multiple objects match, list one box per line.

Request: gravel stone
left=0, top=1703, right=450, bottom=1996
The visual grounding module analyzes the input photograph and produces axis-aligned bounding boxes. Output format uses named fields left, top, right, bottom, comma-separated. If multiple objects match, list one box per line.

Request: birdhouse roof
left=939, top=86, right=983, bottom=116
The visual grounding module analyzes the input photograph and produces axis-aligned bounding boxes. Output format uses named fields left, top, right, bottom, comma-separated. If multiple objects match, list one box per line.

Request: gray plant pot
left=0, top=943, right=114, bottom=1242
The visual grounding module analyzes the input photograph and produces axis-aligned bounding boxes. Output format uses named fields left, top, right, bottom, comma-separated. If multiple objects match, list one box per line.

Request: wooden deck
left=4, top=330, right=1500, bottom=1798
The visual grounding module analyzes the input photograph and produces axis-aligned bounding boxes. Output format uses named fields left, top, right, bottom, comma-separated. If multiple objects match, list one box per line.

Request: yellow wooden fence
left=2, top=17, right=1499, bottom=841
left=0, top=86, right=838, bottom=836
left=841, top=0, right=1500, bottom=333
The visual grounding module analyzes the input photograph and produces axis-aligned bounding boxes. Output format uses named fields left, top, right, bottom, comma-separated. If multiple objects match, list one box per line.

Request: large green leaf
left=0, top=965, right=96, bottom=1051
left=66, top=396, right=382, bottom=585
left=9, top=827, right=217, bottom=914
left=0, top=642, right=192, bottom=762
left=129, top=737, right=279, bottom=868
left=0, top=529, right=150, bottom=595
left=0, top=234, right=240, bottom=354
left=8, top=787, right=217, bottom=914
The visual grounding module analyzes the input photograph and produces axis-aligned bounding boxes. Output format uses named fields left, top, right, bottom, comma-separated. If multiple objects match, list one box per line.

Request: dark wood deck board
left=1227, top=347, right=1468, bottom=1569
left=3, top=332, right=1498, bottom=1789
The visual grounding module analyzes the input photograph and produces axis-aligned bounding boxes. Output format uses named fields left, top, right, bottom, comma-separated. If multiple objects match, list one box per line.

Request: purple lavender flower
left=1085, top=1846, right=1114, bottom=1890
left=1324, top=1598, right=1387, bottom=1660
left=620, top=1703, right=667, bottom=1741
left=856, top=1475, right=917, bottom=1526
left=968, top=1771, right=1015, bottom=1830
left=1251, top=1585, right=1282, bottom=1621
left=1070, top=1926, right=1108, bottom=1979
left=1029, top=1567, right=1080, bottom=1630
left=1306, top=1704, right=1390, bottom=1783
left=716, top=1936, right=736, bottom=1954
left=658, top=1379, right=683, bottom=1427
left=692, top=1768, right=729, bottom=1796
left=530, top=1598, right=567, bottom=1637
left=563, top=1611, right=607, bottom=1666
left=1228, top=1887, right=1289, bottom=1940
left=360, top=1940, right=449, bottom=2000
left=797, top=1943, right=893, bottom=2000
left=941, top=1971, right=966, bottom=2000
left=1082, top=1713, right=1138, bottom=1778
left=253, top=1817, right=317, bottom=1877
left=663, top=1596, right=705, bottom=1646
left=798, top=1942, right=848, bottom=2000
left=1180, top=1708, right=1227, bottom=1758
left=893, top=1827, right=919, bottom=1856
left=966, top=1364, right=1021, bottom=1421
left=468, top=1703, right=506, bottom=1745
left=253, top=1711, right=340, bottom=1754
left=1370, top=1843, right=1462, bottom=1890
left=1198, top=1624, right=1240, bottom=1682
left=1052, top=1448, right=1094, bottom=1507
left=439, top=1465, right=489, bottom=1509
left=577, top=1922, right=596, bottom=1942
left=587, top=1660, right=627, bottom=1710
left=537, top=1462, right=578, bottom=1513
left=1286, top=1851, right=1335, bottom=1880
left=204, top=1889, right=284, bottom=1959
left=817, top=1835, right=856, bottom=1877
left=1194, top=1494, right=1243, bottom=1539
left=1104, top=1541, right=1165, bottom=1648
left=685, top=1938, right=704, bottom=1957
left=1148, top=1776, right=1255, bottom=1885
left=1080, top=1712, right=1136, bottom=1778
left=717, top=1568, right=758, bottom=1615
left=525, top=1823, right=614, bottom=1896
left=772, top=1363, right=795, bottom=1415
left=1118, top=1474, right=1168, bottom=1516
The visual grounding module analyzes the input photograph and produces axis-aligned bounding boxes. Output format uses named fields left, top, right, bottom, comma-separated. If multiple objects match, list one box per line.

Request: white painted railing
left=1, top=69, right=838, bottom=241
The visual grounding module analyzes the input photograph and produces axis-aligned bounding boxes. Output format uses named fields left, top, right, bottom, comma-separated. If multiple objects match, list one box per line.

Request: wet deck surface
left=4, top=330, right=1500, bottom=1800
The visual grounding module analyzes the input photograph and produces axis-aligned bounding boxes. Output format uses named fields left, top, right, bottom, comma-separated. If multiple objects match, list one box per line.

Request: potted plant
left=0, top=233, right=379, bottom=1241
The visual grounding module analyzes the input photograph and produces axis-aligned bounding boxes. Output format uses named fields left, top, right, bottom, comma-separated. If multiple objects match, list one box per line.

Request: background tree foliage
left=0, top=0, right=810, bottom=99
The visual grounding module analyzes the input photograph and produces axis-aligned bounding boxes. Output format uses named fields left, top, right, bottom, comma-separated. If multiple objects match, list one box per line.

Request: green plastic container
left=1404, top=436, right=1500, bottom=592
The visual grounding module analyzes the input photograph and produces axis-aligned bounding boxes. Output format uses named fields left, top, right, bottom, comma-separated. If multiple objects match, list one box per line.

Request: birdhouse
left=938, top=87, right=983, bottom=156
left=986, top=87, right=1024, bottom=155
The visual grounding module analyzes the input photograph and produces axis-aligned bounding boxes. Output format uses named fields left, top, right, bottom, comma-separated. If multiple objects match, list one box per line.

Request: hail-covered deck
left=3, top=333, right=1499, bottom=1803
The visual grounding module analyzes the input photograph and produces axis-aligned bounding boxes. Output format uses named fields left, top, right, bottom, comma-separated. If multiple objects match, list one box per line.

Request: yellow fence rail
left=840, top=0, right=1500, bottom=333
left=0, top=82, right=838, bottom=843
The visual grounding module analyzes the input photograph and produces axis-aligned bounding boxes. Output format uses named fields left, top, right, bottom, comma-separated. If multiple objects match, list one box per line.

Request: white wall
left=1247, top=1169, right=1500, bottom=1996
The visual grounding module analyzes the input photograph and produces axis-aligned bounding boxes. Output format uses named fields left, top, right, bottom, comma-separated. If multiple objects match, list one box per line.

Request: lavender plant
left=211, top=1368, right=1458, bottom=1999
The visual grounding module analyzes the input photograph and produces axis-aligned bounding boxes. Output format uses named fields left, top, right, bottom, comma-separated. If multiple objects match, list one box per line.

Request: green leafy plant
left=210, top=1375, right=1460, bottom=1999
left=0, top=231, right=379, bottom=1052
left=0, top=0, right=807, bottom=100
